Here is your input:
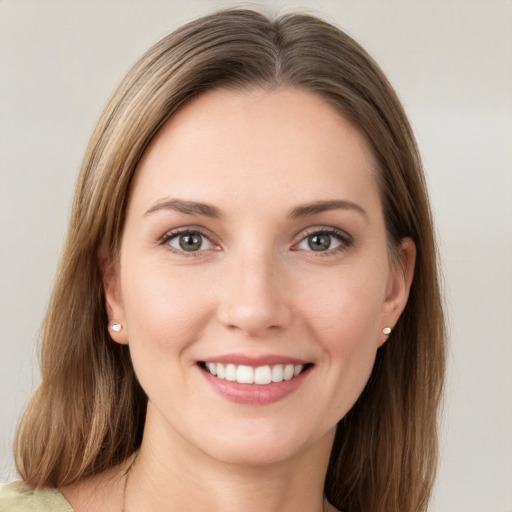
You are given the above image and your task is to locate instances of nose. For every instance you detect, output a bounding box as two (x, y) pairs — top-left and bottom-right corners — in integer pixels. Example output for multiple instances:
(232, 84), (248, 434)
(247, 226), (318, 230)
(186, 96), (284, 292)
(216, 251), (292, 337)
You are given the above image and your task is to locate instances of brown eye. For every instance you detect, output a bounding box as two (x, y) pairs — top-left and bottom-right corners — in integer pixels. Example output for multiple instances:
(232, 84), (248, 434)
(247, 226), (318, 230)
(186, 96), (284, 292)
(307, 234), (332, 251)
(179, 233), (202, 251)
(294, 229), (349, 254)
(167, 231), (212, 252)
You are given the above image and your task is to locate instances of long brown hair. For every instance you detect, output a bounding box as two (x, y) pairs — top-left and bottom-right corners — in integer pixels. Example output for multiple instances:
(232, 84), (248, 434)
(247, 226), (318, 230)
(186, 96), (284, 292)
(15, 9), (445, 511)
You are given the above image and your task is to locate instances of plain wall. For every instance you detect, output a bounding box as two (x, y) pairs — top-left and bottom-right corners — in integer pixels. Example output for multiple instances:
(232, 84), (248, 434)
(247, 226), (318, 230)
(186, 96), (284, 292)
(1, 1), (511, 511)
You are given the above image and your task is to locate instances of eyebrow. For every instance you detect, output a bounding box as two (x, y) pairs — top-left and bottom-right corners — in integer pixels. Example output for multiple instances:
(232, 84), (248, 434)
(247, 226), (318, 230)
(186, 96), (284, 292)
(144, 198), (368, 221)
(145, 198), (222, 219)
(288, 200), (368, 220)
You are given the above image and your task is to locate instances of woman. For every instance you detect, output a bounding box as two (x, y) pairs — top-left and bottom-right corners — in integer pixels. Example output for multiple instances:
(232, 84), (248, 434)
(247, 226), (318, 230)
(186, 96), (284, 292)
(1, 8), (445, 512)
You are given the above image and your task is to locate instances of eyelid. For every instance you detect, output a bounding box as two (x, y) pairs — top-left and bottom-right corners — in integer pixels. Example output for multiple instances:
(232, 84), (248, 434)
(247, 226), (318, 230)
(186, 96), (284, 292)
(291, 226), (353, 253)
(158, 224), (352, 256)
(159, 226), (221, 255)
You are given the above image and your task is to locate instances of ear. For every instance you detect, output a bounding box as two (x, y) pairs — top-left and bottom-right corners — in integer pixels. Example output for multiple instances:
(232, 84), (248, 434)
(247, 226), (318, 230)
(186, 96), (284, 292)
(378, 237), (416, 346)
(99, 247), (128, 345)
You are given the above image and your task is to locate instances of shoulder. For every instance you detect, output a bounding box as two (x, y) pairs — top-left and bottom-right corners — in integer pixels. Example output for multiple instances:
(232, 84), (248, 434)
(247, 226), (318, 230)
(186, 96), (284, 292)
(0, 481), (74, 512)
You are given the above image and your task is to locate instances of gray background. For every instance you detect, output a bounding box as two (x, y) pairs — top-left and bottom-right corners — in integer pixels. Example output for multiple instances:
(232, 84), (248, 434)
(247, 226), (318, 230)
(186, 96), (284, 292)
(1, 1), (511, 511)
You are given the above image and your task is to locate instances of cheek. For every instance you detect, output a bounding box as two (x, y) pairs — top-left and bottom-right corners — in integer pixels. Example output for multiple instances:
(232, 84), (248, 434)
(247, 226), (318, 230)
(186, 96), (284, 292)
(305, 268), (385, 335)
(302, 272), (385, 419)
(120, 259), (216, 355)
(299, 266), (386, 377)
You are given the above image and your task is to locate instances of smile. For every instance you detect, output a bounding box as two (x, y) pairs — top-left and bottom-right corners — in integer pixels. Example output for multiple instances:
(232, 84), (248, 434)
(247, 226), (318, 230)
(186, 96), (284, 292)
(198, 358), (313, 404)
(201, 362), (309, 385)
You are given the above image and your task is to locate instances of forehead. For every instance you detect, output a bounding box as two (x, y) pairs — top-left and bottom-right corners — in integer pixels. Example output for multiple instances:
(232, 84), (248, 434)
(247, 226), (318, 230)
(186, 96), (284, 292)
(131, 87), (381, 217)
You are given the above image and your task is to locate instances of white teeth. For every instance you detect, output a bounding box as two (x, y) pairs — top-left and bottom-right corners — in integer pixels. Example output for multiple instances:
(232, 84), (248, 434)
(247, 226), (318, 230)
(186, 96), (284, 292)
(204, 362), (307, 385)
(254, 365), (272, 385)
(216, 363), (225, 379)
(283, 364), (294, 381)
(271, 364), (284, 382)
(236, 365), (254, 384)
(225, 364), (237, 381)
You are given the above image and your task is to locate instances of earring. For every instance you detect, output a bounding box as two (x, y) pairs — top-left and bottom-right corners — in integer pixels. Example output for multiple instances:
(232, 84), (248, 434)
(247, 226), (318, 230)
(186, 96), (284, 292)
(110, 324), (122, 332)
(382, 327), (392, 335)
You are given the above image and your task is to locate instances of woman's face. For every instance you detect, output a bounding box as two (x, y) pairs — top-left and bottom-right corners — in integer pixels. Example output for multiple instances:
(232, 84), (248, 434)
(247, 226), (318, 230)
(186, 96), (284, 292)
(106, 88), (414, 466)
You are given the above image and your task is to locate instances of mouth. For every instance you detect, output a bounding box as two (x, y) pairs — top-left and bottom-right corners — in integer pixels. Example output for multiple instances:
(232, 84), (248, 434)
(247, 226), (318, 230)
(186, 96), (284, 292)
(198, 361), (313, 385)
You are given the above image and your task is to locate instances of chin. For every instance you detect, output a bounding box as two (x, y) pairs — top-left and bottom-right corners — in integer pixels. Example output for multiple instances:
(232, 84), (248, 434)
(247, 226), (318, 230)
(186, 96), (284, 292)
(203, 442), (304, 467)
(193, 420), (334, 468)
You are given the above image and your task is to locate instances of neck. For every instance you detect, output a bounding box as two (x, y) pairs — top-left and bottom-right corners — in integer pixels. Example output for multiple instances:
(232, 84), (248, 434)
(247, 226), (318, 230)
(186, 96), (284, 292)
(124, 410), (335, 512)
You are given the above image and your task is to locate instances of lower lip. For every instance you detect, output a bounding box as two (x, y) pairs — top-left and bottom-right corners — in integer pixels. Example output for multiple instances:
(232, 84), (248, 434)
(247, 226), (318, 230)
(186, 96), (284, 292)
(200, 366), (311, 405)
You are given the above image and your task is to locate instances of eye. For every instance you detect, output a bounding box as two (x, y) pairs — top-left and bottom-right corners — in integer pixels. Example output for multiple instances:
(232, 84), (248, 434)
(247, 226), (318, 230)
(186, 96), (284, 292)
(294, 228), (351, 253)
(165, 231), (213, 253)
(298, 233), (341, 252)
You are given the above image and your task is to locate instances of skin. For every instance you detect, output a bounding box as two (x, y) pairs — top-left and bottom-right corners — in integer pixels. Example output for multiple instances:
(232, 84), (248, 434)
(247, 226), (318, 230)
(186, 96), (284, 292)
(64, 88), (415, 512)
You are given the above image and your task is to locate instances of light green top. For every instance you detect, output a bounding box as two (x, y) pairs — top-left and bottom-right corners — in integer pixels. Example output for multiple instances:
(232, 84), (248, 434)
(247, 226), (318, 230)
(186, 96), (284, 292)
(0, 481), (74, 512)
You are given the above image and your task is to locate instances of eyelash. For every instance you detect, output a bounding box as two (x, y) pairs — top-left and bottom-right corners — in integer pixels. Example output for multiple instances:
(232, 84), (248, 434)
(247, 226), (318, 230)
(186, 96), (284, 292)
(292, 226), (353, 256)
(159, 227), (219, 258)
(159, 226), (353, 257)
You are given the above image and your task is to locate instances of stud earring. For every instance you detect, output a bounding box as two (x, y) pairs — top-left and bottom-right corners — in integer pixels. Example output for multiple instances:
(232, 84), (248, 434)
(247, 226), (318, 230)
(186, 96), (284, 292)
(382, 327), (392, 335)
(110, 324), (122, 332)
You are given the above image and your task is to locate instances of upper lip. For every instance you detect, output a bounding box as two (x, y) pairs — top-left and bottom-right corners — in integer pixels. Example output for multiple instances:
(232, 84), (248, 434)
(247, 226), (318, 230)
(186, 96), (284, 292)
(197, 353), (311, 366)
